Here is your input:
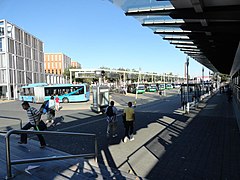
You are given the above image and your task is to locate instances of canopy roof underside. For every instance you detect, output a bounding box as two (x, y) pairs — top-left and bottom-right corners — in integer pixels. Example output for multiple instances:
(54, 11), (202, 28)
(108, 0), (240, 75)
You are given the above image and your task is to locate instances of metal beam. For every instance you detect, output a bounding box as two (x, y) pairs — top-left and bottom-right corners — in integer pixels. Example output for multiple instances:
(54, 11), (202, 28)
(126, 5), (240, 20)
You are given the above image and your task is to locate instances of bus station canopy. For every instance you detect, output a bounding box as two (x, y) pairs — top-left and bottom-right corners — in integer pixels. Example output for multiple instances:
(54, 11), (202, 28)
(108, 0), (240, 76)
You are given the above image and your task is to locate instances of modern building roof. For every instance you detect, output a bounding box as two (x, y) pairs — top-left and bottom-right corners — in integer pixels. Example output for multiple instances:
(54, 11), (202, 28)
(108, 0), (240, 76)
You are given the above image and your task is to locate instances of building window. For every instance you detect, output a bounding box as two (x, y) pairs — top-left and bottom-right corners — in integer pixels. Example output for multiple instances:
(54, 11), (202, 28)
(0, 38), (2, 51)
(0, 27), (4, 36)
(8, 39), (14, 54)
(0, 54), (6, 68)
(0, 69), (7, 83)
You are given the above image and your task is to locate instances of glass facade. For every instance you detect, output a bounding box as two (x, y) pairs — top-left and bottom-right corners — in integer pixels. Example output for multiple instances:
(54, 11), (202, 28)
(0, 38), (2, 51)
(0, 27), (4, 36)
(0, 54), (6, 68)
(0, 19), (45, 99)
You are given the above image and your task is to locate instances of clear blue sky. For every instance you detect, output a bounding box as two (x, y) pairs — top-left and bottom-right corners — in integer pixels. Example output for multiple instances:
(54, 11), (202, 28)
(0, 0), (209, 78)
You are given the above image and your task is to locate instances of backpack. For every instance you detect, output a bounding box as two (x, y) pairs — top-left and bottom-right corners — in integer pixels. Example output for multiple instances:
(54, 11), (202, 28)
(106, 106), (114, 117)
(39, 100), (49, 114)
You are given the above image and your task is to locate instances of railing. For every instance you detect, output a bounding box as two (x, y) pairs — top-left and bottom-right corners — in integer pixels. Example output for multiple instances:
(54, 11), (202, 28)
(5, 129), (97, 179)
(0, 118), (22, 133)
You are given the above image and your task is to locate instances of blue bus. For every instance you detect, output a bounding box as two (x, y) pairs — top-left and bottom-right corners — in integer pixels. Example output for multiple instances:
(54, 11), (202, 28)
(19, 83), (90, 103)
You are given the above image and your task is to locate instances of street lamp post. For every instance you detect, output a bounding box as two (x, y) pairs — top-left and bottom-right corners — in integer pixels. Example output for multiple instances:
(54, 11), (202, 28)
(186, 56), (189, 113)
(135, 68), (141, 107)
(202, 67), (204, 95)
(163, 73), (166, 96)
(101, 70), (105, 85)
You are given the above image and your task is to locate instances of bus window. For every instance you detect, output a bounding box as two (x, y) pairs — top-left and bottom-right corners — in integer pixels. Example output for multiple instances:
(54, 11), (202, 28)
(79, 87), (84, 94)
(25, 88), (34, 96)
(85, 84), (90, 92)
(71, 86), (84, 95)
(45, 88), (53, 96)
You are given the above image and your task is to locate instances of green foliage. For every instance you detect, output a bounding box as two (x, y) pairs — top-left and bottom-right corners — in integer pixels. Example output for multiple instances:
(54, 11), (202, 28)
(99, 66), (110, 70)
(63, 66), (78, 80)
(78, 78), (93, 84)
(118, 67), (127, 71)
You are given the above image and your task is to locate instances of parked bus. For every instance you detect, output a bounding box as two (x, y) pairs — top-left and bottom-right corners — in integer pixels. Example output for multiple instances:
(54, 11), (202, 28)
(19, 83), (90, 103)
(165, 84), (173, 90)
(145, 84), (158, 92)
(127, 83), (145, 94)
(158, 84), (165, 91)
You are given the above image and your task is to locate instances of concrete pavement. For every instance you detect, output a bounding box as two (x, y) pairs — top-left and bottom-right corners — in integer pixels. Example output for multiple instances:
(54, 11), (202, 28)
(1, 90), (240, 179)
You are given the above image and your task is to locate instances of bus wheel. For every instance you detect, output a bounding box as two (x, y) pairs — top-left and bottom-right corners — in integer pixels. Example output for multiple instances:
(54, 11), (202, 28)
(62, 98), (69, 103)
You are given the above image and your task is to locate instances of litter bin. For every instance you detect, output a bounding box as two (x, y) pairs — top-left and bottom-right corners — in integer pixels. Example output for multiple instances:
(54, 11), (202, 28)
(91, 85), (109, 113)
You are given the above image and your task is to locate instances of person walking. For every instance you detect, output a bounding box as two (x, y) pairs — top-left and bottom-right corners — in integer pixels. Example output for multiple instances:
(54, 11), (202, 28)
(55, 94), (60, 111)
(46, 95), (55, 124)
(18, 101), (46, 148)
(123, 101), (135, 143)
(105, 101), (118, 138)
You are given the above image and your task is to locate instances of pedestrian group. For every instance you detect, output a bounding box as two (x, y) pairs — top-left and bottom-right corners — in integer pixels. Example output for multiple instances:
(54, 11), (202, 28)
(105, 100), (136, 143)
(19, 95), (61, 148)
(18, 96), (136, 149)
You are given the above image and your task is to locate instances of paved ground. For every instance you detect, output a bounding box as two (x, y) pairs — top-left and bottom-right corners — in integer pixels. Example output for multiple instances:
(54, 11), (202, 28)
(0, 90), (175, 131)
(1, 90), (240, 179)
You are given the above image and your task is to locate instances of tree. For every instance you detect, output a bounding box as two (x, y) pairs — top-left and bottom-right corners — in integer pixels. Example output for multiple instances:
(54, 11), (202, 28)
(99, 66), (110, 70)
(78, 78), (93, 84)
(132, 68), (138, 72)
(118, 67), (126, 71)
(63, 66), (78, 81)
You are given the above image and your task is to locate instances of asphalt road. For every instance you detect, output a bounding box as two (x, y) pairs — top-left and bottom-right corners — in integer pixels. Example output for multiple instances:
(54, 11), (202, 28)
(0, 89), (180, 129)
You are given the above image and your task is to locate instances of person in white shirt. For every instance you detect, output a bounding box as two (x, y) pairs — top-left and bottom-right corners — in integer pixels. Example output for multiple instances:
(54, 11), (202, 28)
(46, 95), (55, 124)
